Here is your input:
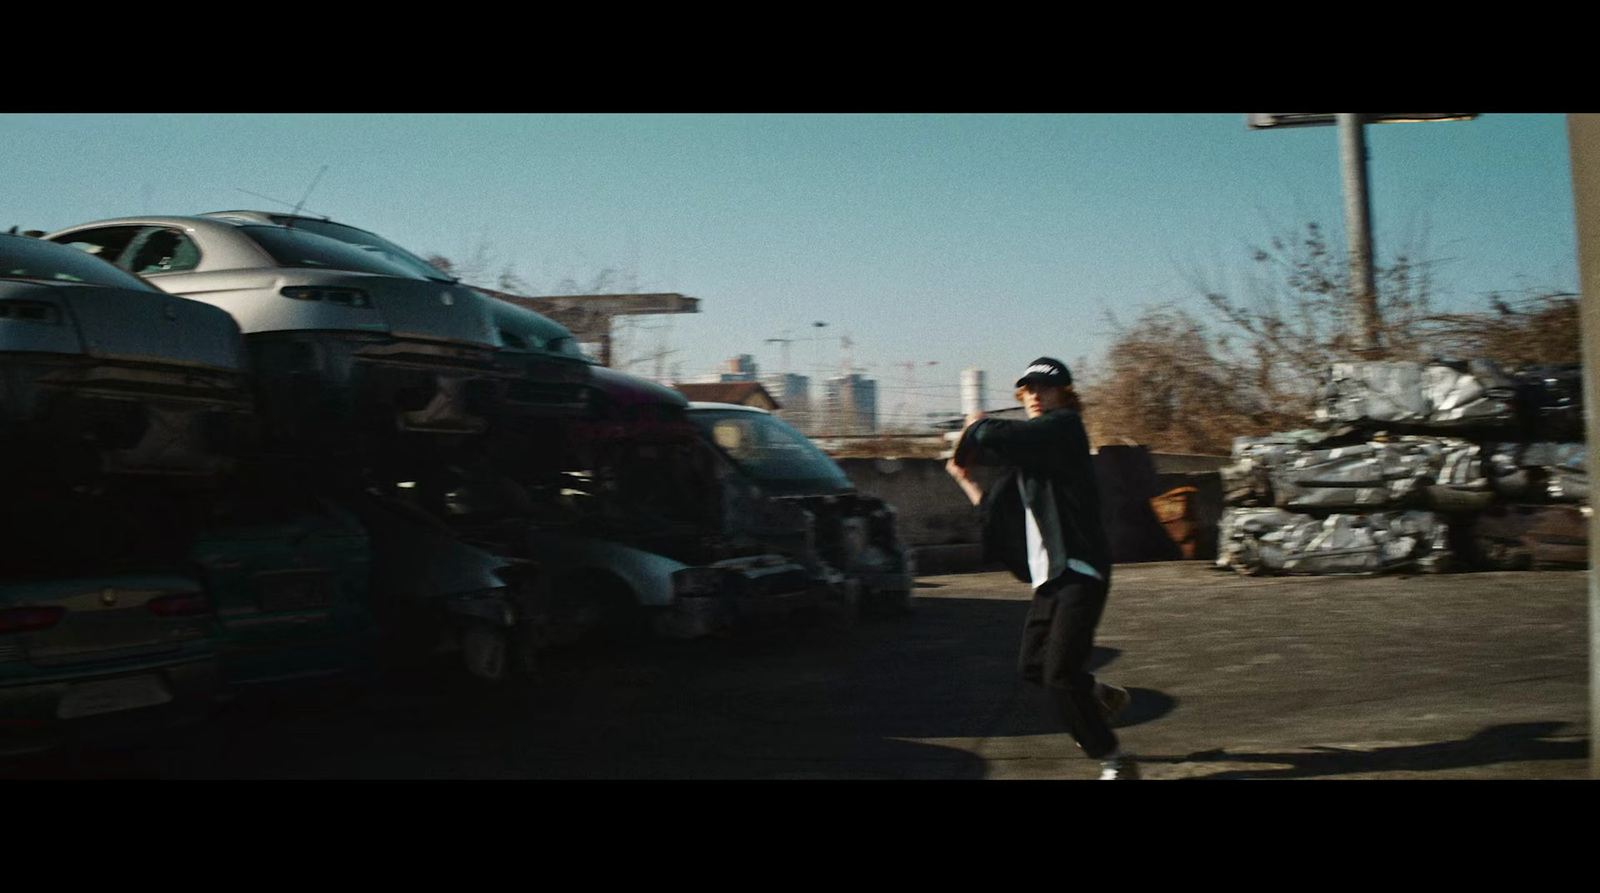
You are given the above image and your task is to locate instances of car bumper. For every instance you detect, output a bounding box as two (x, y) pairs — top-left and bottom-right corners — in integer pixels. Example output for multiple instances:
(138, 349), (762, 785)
(657, 562), (842, 638)
(0, 655), (222, 757)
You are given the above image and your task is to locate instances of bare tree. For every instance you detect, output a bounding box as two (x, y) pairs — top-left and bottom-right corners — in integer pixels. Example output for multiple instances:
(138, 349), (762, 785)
(1081, 305), (1300, 456)
(1084, 222), (1581, 454)
(1421, 290), (1581, 367)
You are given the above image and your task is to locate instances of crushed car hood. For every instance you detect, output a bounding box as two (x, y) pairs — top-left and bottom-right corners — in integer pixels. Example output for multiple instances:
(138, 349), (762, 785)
(1, 279), (243, 372)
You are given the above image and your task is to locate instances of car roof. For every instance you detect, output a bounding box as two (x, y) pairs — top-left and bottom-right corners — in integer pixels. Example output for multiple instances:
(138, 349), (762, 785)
(203, 210), (366, 232)
(46, 214), (269, 239)
(686, 401), (771, 415)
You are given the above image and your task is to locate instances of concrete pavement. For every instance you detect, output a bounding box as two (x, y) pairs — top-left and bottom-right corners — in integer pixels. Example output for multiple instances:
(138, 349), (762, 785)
(3, 561), (1587, 779)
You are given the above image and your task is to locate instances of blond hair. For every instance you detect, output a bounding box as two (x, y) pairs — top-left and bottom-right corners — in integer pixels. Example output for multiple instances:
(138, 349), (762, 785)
(1015, 383), (1083, 414)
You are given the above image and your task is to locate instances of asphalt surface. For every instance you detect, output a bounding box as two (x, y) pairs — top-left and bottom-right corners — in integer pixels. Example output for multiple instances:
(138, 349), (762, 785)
(3, 562), (1589, 779)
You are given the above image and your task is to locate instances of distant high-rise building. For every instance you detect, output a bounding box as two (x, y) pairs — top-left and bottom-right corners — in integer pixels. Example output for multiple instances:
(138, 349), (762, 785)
(961, 367), (988, 416)
(720, 354), (758, 381)
(825, 373), (877, 435)
(760, 372), (810, 421)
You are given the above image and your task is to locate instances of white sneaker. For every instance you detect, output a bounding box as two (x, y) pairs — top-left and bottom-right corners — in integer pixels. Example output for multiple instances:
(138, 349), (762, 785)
(1098, 752), (1140, 780)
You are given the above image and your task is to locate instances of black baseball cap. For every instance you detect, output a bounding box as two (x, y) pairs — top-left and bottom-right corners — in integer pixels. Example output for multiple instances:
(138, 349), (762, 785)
(1016, 357), (1072, 388)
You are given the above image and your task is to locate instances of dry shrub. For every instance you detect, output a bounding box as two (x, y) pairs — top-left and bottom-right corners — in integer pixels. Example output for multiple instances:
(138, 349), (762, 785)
(1081, 223), (1581, 455)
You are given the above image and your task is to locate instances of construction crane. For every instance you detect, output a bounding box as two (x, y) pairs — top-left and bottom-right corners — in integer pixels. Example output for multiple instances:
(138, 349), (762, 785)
(890, 360), (939, 432)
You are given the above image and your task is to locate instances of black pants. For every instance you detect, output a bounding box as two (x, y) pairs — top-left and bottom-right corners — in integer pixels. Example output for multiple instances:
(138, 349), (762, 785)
(1018, 572), (1118, 759)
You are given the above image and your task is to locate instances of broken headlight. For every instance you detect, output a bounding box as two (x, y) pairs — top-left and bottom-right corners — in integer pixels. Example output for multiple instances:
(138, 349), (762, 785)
(280, 285), (371, 308)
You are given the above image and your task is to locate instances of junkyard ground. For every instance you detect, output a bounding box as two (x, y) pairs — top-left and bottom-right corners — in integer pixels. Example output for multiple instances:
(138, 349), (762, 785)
(3, 562), (1589, 779)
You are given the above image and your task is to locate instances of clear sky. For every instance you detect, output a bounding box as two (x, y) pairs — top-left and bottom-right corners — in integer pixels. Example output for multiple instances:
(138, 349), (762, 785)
(2, 113), (1578, 424)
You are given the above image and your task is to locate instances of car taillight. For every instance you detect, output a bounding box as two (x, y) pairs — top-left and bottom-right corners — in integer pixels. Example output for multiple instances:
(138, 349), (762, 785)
(0, 606), (66, 633)
(146, 594), (210, 617)
(280, 286), (371, 308)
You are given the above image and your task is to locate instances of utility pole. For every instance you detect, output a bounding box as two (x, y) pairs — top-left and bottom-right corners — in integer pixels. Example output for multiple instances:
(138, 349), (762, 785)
(1565, 113), (1600, 779)
(1246, 113), (1476, 358)
(1339, 114), (1382, 356)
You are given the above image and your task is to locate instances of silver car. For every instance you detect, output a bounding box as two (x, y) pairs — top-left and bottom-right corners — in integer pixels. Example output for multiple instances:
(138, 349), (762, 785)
(200, 210), (462, 285)
(0, 231), (247, 476)
(45, 216), (590, 443)
(201, 211), (595, 418)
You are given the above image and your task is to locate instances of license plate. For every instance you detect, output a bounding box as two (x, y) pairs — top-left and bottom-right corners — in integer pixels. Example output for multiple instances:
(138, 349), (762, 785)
(56, 675), (173, 719)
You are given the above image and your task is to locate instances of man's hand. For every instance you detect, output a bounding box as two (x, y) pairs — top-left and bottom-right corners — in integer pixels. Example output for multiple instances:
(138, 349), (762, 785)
(945, 458), (984, 507)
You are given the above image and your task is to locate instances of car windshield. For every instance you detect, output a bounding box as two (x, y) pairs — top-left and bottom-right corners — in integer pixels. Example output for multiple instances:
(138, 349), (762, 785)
(0, 234), (160, 290)
(688, 409), (854, 495)
(268, 217), (455, 282)
(236, 225), (431, 278)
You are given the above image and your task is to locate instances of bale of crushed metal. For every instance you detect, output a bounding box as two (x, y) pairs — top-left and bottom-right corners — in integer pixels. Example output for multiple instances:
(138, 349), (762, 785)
(1220, 430), (1341, 507)
(1217, 507), (1452, 576)
(1267, 440), (1441, 510)
(1456, 504), (1589, 570)
(1215, 507), (1304, 571)
(1315, 359), (1521, 432)
(1419, 438), (1499, 512)
(1511, 365), (1585, 442)
(1525, 442), (1588, 503)
(1225, 433), (1508, 513)
(1315, 362), (1431, 427)
(1484, 442), (1588, 504)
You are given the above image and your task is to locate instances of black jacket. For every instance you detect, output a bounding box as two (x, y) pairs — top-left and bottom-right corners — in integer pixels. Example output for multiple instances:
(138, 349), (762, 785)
(966, 409), (1110, 586)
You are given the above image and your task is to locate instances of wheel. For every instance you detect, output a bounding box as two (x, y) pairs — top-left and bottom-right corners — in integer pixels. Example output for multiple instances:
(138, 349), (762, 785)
(460, 619), (512, 684)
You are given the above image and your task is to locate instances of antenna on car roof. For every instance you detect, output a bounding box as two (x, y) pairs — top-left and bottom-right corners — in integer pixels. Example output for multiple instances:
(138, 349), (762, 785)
(233, 164), (332, 223)
(290, 165), (329, 221)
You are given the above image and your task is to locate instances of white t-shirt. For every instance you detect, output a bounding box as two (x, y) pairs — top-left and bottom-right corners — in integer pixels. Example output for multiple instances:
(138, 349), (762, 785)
(1021, 475), (1103, 590)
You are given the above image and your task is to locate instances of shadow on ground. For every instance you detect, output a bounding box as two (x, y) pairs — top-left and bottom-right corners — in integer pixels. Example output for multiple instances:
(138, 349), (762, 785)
(1164, 721), (1586, 779)
(2, 593), (1178, 779)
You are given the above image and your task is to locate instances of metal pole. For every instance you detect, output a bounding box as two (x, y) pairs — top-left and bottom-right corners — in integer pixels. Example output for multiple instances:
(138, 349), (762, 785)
(1339, 113), (1382, 356)
(1565, 114), (1600, 780)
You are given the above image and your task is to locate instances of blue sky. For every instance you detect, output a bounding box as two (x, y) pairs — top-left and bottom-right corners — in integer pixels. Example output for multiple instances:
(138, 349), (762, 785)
(2, 113), (1578, 424)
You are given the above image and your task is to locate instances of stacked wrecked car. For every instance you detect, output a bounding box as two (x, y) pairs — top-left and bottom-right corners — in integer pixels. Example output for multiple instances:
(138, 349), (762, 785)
(2, 214), (913, 754)
(1217, 358), (1587, 575)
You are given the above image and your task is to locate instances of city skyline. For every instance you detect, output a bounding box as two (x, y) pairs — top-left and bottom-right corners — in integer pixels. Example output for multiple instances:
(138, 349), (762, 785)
(3, 113), (1577, 422)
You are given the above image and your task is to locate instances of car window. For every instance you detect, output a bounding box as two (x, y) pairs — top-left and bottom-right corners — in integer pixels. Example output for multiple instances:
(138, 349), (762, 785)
(237, 225), (431, 278)
(2, 233), (162, 291)
(126, 228), (201, 274)
(269, 216), (455, 282)
(690, 409), (854, 494)
(51, 225), (145, 267)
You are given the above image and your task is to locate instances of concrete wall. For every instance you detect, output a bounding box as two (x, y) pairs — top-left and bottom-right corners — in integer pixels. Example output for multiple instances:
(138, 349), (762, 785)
(836, 446), (1222, 574)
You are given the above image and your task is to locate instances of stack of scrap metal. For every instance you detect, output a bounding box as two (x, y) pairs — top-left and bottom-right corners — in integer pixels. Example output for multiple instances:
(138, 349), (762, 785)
(1217, 359), (1587, 575)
